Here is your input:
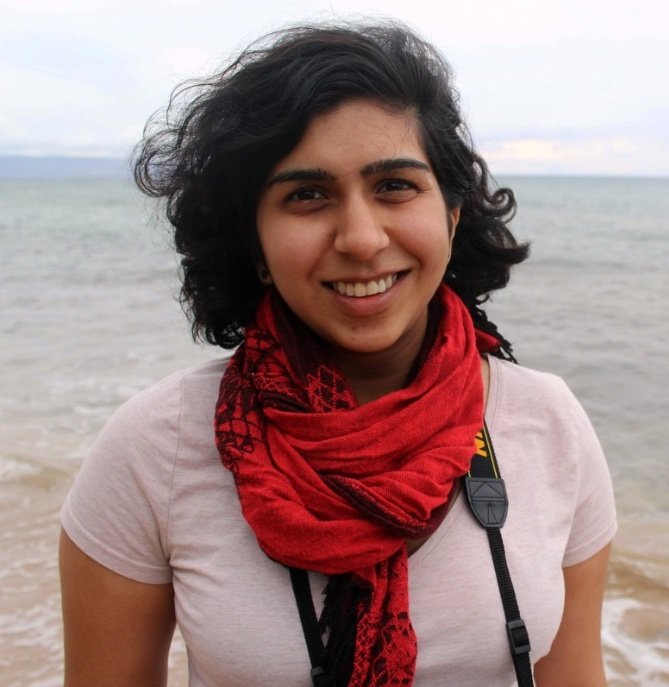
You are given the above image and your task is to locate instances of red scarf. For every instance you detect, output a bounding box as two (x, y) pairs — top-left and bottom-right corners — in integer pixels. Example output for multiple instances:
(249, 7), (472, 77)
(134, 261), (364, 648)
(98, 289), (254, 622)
(215, 284), (497, 686)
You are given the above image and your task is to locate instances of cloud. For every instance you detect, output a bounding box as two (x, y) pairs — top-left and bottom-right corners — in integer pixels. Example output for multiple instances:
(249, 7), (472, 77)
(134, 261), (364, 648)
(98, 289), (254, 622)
(481, 136), (669, 176)
(1, 0), (667, 174)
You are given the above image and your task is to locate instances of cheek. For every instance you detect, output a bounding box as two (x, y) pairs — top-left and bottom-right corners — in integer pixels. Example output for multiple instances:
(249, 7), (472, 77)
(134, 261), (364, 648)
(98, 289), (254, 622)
(257, 215), (290, 273)
(258, 214), (327, 278)
(409, 212), (454, 265)
(261, 233), (311, 278)
(259, 234), (327, 304)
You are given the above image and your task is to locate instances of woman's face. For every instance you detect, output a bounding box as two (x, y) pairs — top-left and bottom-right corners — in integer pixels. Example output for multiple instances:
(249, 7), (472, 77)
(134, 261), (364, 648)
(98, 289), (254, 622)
(256, 99), (459, 370)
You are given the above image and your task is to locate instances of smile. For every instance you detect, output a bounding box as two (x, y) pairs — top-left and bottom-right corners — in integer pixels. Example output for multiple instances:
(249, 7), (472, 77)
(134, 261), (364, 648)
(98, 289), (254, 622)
(330, 273), (399, 298)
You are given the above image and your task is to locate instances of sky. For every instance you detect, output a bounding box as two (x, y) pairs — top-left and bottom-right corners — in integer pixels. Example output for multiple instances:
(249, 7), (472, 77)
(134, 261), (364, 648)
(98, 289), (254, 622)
(1, 0), (667, 176)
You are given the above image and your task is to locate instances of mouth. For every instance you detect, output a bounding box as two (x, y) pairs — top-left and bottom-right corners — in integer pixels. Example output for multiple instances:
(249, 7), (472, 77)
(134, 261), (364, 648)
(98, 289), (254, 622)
(327, 273), (402, 298)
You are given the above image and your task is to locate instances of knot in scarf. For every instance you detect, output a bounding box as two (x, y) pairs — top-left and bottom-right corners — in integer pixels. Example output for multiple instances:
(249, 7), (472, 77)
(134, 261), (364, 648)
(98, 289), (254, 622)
(215, 284), (496, 686)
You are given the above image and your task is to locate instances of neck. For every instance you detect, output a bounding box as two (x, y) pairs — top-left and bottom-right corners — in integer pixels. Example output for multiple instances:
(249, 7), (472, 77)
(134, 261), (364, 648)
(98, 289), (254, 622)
(334, 355), (413, 405)
(324, 327), (427, 405)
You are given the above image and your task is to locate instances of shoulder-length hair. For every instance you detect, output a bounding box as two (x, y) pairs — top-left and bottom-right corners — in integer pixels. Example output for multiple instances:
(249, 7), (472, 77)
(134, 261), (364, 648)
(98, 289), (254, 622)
(134, 22), (529, 350)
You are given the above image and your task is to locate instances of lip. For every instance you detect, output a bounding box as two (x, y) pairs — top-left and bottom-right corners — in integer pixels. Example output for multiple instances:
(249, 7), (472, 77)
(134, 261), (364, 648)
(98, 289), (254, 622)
(324, 271), (406, 298)
(325, 271), (408, 317)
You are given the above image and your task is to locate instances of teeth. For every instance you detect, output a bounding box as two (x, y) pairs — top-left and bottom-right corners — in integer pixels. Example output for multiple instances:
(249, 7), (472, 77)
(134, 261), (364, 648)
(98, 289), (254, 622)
(333, 274), (398, 297)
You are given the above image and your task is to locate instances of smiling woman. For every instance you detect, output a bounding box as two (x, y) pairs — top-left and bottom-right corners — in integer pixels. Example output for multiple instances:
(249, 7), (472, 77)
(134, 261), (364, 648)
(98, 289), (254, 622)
(255, 101), (457, 391)
(59, 21), (616, 687)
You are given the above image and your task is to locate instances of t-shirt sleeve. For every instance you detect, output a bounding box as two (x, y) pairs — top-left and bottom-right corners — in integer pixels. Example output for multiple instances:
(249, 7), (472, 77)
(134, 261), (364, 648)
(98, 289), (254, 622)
(561, 382), (617, 567)
(61, 374), (184, 584)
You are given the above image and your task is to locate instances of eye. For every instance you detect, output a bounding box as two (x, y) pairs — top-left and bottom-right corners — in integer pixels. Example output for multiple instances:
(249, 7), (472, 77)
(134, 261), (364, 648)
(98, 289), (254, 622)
(379, 179), (410, 191)
(286, 187), (326, 203)
(376, 178), (419, 201)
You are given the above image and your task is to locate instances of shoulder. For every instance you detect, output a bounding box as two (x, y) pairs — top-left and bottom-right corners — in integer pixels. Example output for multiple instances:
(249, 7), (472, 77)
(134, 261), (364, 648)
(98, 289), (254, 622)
(486, 356), (597, 448)
(61, 357), (231, 583)
(88, 355), (232, 499)
(90, 357), (231, 474)
(107, 357), (229, 442)
(485, 356), (617, 566)
(487, 356), (579, 417)
(487, 355), (601, 463)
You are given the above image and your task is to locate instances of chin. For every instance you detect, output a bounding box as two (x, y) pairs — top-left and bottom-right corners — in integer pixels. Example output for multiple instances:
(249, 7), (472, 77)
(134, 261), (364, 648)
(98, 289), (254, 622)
(326, 332), (408, 357)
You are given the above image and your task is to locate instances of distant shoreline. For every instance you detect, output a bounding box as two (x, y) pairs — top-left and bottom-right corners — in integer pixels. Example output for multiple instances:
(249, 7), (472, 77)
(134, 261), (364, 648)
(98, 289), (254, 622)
(0, 156), (667, 182)
(0, 156), (130, 179)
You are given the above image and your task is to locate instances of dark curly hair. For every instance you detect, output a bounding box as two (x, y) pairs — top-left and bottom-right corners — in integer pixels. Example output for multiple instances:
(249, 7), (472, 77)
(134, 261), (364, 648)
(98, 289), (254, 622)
(134, 21), (529, 355)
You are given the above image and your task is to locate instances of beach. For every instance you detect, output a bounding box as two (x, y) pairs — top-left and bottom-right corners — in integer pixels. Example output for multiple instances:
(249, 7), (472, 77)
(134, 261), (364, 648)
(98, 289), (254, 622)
(1, 175), (667, 686)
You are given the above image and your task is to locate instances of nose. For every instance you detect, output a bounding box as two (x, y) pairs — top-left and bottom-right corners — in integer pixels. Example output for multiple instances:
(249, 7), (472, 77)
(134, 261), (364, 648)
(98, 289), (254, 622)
(333, 194), (390, 260)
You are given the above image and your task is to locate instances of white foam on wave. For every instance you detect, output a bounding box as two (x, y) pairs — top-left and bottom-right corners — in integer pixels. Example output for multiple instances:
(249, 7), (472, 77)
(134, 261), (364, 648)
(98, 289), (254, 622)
(603, 596), (669, 685)
(0, 456), (41, 483)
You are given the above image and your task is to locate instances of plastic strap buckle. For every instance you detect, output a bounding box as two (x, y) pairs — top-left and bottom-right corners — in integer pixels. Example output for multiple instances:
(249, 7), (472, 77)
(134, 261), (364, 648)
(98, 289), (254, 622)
(506, 618), (531, 656)
(465, 477), (508, 529)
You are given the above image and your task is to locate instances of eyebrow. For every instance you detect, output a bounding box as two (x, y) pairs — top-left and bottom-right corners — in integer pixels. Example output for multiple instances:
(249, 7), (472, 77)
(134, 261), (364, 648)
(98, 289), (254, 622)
(360, 158), (431, 176)
(265, 168), (334, 187)
(265, 158), (431, 187)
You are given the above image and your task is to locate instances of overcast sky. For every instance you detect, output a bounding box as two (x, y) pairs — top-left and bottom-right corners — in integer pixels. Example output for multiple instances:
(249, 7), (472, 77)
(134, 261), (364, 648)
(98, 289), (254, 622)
(2, 0), (667, 176)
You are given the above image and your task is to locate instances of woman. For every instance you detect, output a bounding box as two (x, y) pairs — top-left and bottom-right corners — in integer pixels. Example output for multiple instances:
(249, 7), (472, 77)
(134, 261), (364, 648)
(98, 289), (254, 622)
(59, 22), (616, 686)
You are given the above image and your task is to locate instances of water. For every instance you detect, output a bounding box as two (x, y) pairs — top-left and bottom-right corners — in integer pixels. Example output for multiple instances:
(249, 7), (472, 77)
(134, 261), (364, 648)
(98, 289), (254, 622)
(1, 175), (668, 685)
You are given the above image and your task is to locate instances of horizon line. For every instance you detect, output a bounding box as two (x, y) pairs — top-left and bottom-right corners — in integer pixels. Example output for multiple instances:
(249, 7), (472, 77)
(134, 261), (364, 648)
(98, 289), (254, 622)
(0, 155), (666, 182)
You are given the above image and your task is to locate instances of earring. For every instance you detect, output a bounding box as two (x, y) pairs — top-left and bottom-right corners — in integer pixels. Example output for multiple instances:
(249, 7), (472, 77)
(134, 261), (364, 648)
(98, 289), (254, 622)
(258, 264), (273, 286)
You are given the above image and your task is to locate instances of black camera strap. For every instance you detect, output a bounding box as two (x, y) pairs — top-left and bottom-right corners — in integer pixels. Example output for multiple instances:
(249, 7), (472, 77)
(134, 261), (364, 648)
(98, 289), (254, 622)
(465, 424), (534, 686)
(290, 424), (534, 686)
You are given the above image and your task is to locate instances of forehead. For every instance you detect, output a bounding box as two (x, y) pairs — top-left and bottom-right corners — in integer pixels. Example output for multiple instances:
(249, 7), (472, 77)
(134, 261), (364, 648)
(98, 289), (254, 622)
(273, 99), (429, 171)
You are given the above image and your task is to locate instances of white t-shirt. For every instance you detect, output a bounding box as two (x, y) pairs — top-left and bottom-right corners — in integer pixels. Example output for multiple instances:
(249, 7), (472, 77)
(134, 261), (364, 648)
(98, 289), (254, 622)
(62, 355), (617, 686)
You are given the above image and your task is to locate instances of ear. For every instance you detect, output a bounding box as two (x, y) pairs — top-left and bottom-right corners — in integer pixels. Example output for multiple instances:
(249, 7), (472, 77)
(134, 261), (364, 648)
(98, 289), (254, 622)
(448, 206), (460, 242)
(256, 263), (273, 286)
